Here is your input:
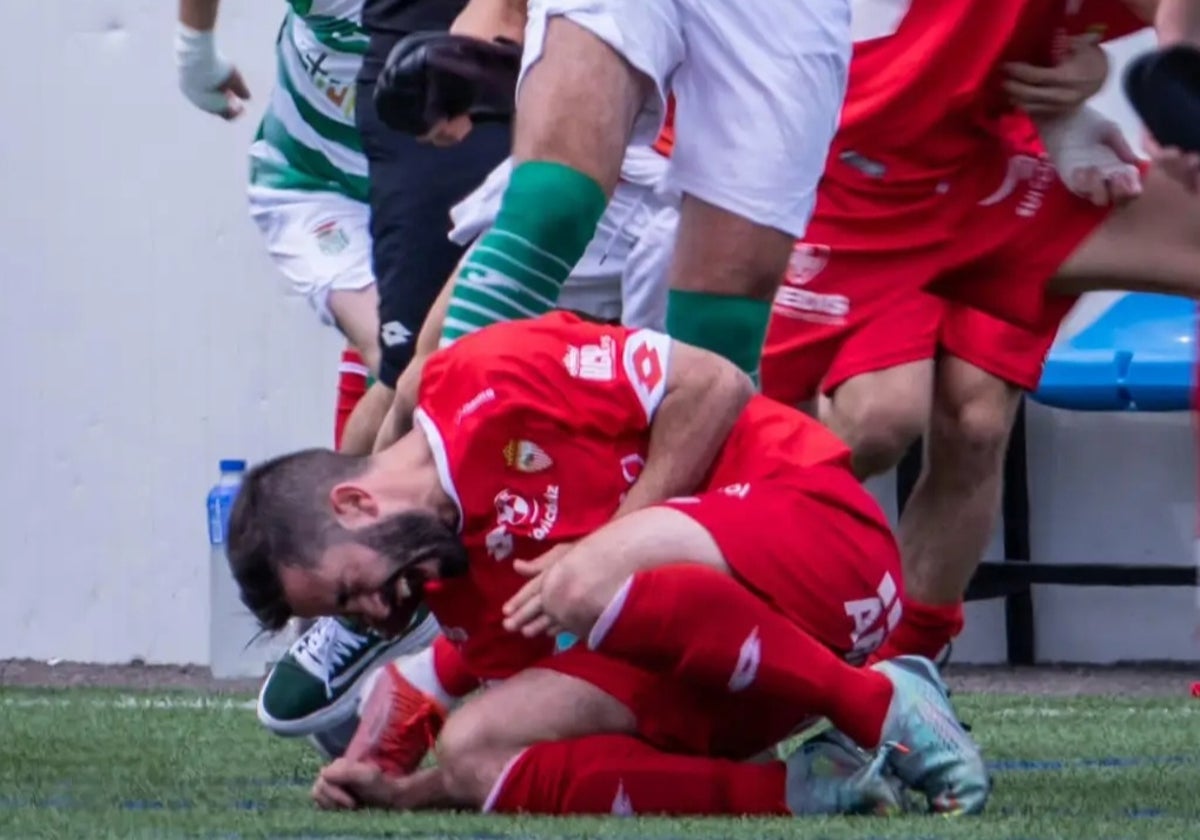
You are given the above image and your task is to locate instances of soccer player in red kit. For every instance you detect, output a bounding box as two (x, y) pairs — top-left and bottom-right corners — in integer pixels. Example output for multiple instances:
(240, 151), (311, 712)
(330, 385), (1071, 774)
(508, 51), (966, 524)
(761, 0), (1187, 663)
(225, 312), (990, 817)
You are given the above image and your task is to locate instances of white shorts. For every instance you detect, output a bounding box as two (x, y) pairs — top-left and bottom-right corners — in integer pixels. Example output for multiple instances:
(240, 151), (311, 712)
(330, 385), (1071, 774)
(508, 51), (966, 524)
(247, 185), (375, 327)
(519, 0), (851, 237)
(449, 147), (678, 329)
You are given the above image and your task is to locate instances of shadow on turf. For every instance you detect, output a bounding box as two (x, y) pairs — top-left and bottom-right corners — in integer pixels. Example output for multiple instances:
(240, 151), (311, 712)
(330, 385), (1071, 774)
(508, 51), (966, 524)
(1, 754), (1192, 823)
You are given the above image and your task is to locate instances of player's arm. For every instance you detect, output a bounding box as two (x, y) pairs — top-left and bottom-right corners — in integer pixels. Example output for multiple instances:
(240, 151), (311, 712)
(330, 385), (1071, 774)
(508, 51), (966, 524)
(614, 340), (755, 516)
(176, 0), (251, 120)
(1155, 0), (1200, 45)
(449, 0), (528, 41)
(373, 268), (460, 453)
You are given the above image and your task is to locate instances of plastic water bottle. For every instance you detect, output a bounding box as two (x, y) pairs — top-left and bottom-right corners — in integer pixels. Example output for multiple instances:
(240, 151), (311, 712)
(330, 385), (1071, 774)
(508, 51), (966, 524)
(207, 459), (266, 678)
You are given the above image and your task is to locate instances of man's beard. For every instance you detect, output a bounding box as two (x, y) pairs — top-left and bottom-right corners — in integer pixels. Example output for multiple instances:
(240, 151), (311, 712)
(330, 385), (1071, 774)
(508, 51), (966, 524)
(351, 510), (469, 637)
(355, 510), (470, 584)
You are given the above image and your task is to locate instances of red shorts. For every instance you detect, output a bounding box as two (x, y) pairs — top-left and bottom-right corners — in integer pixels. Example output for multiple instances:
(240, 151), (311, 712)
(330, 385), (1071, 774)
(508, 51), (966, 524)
(539, 466), (902, 760)
(760, 149), (1113, 405)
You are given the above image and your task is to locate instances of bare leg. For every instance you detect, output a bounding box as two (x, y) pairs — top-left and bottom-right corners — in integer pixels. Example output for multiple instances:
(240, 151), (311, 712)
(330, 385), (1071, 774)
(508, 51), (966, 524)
(435, 667), (636, 806)
(438, 17), (650, 344)
(818, 361), (934, 479)
(899, 356), (1022, 605)
(1051, 166), (1200, 296)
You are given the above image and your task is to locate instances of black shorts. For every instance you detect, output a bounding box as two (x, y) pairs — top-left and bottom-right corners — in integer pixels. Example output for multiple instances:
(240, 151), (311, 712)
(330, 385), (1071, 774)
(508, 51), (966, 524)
(354, 74), (511, 387)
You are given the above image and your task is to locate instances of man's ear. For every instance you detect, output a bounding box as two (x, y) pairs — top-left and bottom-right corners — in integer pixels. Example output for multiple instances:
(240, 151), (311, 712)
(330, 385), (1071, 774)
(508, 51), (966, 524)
(329, 482), (380, 526)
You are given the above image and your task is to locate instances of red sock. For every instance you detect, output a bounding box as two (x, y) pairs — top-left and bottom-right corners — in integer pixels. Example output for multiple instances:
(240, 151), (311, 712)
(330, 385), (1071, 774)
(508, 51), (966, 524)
(486, 734), (788, 816)
(431, 634), (480, 699)
(871, 599), (964, 663)
(334, 348), (369, 450)
(589, 564), (894, 749)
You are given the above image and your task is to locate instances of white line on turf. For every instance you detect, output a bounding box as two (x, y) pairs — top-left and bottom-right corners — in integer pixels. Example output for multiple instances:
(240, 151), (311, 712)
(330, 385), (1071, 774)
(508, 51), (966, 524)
(0, 695), (256, 711)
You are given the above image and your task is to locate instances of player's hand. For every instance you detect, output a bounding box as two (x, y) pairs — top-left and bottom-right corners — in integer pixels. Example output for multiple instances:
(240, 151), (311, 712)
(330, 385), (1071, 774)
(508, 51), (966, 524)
(312, 759), (400, 811)
(501, 543), (574, 637)
(1004, 35), (1108, 116)
(1143, 131), (1200, 193)
(175, 24), (251, 120)
(1067, 120), (1143, 206)
(419, 113), (475, 146)
(1038, 106), (1143, 207)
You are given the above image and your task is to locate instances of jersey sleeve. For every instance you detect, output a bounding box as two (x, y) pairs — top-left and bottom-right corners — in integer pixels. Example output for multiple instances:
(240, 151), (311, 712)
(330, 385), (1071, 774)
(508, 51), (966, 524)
(419, 312), (674, 438)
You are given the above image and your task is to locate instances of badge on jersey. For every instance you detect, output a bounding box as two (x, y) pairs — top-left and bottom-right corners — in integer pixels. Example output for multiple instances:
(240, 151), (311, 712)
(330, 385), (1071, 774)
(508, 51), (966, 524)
(503, 439), (553, 473)
(313, 219), (350, 255)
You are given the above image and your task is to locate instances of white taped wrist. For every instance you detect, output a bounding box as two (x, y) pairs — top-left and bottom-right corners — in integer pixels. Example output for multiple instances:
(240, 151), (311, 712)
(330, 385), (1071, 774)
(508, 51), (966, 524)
(1037, 106), (1136, 181)
(176, 22), (234, 113)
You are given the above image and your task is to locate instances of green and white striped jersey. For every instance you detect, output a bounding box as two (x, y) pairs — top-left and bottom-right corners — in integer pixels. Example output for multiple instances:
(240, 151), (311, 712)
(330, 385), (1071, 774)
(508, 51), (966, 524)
(250, 1), (370, 202)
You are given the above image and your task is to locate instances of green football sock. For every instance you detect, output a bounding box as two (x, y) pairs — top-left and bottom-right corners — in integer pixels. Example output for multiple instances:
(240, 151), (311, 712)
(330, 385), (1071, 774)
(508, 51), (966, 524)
(440, 161), (608, 347)
(665, 289), (771, 387)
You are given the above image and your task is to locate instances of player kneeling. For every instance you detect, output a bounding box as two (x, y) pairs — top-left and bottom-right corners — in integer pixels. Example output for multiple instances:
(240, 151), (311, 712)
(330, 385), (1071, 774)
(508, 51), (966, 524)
(225, 312), (990, 817)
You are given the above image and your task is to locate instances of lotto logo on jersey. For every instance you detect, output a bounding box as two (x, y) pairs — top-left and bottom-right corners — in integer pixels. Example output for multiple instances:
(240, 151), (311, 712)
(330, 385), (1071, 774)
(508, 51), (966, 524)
(622, 330), (672, 422)
(504, 440), (553, 473)
(564, 336), (616, 382)
(485, 525), (514, 561)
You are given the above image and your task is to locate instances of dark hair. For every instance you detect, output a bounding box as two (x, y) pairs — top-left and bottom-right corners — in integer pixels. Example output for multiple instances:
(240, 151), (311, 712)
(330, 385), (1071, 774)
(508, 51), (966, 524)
(226, 448), (368, 632)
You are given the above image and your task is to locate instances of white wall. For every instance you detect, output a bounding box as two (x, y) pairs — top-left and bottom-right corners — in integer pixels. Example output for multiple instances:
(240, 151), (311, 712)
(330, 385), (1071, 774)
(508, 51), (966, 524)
(0, 2), (341, 665)
(0, 12), (1192, 666)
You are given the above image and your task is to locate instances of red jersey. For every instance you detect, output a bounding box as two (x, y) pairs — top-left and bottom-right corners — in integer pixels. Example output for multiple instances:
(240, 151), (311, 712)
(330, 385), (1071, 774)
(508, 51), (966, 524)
(412, 312), (851, 680)
(832, 0), (1146, 184)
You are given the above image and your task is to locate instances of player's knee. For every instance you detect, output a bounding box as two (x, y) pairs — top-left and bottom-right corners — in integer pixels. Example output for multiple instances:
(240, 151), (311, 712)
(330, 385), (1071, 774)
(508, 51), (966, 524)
(928, 370), (1020, 482)
(435, 707), (512, 806)
(824, 394), (924, 479)
(540, 561), (610, 636)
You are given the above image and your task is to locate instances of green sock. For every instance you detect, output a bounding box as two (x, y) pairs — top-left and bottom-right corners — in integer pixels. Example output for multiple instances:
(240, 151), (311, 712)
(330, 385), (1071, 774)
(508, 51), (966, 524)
(665, 289), (771, 386)
(440, 161), (608, 347)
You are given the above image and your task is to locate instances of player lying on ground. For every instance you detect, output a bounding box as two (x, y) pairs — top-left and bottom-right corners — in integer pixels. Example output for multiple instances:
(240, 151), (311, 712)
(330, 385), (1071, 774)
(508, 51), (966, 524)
(225, 312), (990, 816)
(381, 0), (852, 384)
(761, 0), (1200, 662)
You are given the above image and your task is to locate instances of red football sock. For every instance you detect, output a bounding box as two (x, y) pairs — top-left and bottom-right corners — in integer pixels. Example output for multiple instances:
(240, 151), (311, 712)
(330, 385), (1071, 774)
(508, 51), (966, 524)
(485, 734), (788, 816)
(334, 347), (369, 450)
(870, 599), (963, 663)
(431, 634), (480, 699)
(589, 564), (894, 749)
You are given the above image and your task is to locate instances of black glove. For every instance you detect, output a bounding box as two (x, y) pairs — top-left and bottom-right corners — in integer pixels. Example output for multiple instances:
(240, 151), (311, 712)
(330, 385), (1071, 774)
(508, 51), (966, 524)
(375, 31), (522, 136)
(1124, 43), (1200, 153)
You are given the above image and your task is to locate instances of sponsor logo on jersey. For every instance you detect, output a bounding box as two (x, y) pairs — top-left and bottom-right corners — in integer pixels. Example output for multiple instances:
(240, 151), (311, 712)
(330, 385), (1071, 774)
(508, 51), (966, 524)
(492, 485), (561, 541)
(563, 336), (616, 382)
(533, 485), (560, 541)
(313, 219), (350, 255)
(977, 154), (1055, 218)
(773, 246), (850, 326)
(494, 489), (538, 527)
(504, 439), (553, 473)
(456, 388), (496, 424)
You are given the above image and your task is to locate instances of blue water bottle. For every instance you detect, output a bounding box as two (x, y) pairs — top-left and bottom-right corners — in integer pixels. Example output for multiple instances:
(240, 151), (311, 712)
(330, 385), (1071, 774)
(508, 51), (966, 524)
(208, 459), (252, 677)
(207, 460), (246, 550)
